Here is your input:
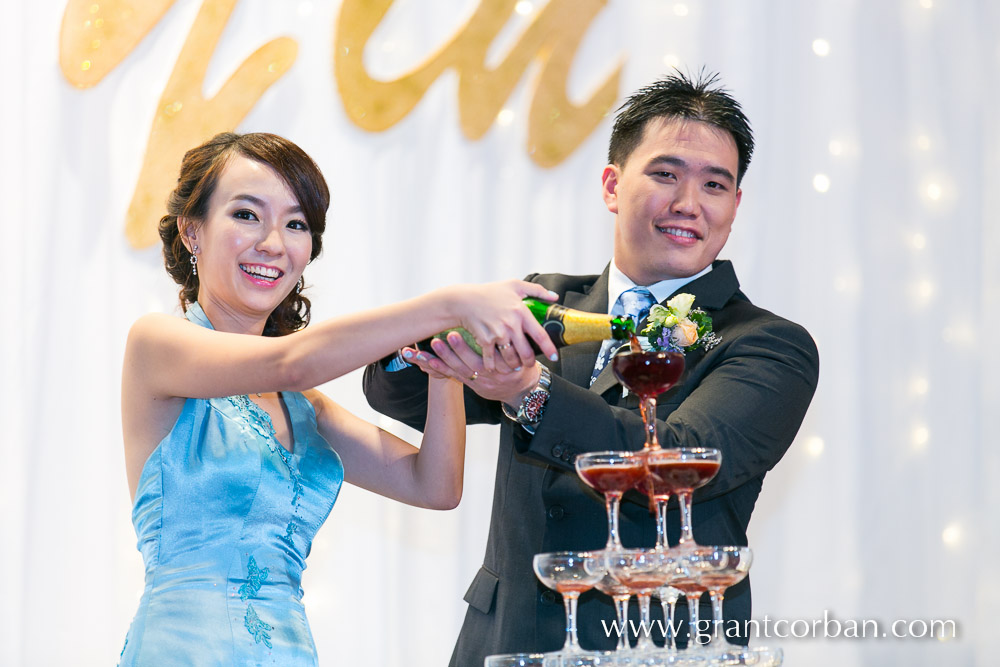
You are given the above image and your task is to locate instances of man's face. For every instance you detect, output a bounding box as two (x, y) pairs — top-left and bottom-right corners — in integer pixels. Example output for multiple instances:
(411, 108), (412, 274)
(604, 117), (742, 284)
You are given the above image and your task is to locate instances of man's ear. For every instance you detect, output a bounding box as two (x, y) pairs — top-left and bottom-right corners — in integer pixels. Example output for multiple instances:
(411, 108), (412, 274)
(601, 165), (620, 214)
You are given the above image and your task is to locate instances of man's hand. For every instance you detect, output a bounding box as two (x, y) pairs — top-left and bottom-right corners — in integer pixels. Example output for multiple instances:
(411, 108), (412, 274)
(401, 331), (542, 406)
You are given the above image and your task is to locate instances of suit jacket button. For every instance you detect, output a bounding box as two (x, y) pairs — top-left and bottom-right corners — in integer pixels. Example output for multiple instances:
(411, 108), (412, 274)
(552, 444), (564, 457)
(547, 505), (565, 520)
(540, 590), (559, 605)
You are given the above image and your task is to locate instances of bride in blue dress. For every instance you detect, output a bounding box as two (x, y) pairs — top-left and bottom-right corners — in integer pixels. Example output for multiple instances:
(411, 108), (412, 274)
(118, 132), (558, 666)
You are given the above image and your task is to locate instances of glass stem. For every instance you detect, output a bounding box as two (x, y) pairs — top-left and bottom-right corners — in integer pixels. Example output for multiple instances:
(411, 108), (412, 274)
(605, 492), (624, 550)
(636, 592), (655, 651)
(640, 396), (659, 449)
(678, 491), (695, 545)
(709, 590), (725, 648)
(686, 591), (703, 649)
(654, 497), (670, 550)
(613, 594), (631, 652)
(660, 591), (679, 651)
(562, 591), (582, 652)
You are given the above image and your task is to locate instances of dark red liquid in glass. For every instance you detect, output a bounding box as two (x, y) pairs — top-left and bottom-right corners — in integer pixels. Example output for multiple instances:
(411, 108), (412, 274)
(641, 451), (681, 498)
(645, 460), (720, 494)
(612, 348), (685, 399)
(579, 463), (646, 495)
(644, 474), (675, 499)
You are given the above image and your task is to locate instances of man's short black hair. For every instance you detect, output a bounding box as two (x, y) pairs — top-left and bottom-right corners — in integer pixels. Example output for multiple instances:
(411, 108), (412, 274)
(608, 70), (754, 185)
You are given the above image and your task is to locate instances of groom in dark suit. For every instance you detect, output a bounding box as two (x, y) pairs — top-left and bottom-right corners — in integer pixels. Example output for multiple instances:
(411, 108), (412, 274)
(363, 71), (819, 664)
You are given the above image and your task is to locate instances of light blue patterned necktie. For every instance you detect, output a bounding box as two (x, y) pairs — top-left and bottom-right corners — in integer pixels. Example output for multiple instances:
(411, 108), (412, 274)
(589, 287), (656, 386)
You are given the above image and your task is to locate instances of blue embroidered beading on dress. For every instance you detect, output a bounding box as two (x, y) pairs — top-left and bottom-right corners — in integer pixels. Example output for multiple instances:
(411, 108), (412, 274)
(119, 303), (345, 666)
(226, 392), (307, 542)
(227, 393), (278, 442)
(238, 555), (269, 601)
(244, 605), (274, 649)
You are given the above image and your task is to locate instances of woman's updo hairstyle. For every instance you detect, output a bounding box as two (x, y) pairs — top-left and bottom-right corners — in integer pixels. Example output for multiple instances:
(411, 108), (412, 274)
(158, 132), (330, 336)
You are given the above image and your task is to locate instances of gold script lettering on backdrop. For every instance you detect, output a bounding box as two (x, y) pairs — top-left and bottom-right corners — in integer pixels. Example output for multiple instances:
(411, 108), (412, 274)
(335, 0), (622, 167)
(59, 0), (297, 248)
(60, 0), (176, 88)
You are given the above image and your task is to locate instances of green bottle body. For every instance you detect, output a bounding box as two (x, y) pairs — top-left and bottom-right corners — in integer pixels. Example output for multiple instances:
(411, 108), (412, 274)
(425, 297), (635, 354)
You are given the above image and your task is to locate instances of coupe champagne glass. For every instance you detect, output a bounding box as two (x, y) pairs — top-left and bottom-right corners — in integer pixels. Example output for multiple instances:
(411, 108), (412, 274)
(576, 451), (647, 550)
(611, 348), (685, 450)
(687, 546), (754, 657)
(664, 552), (709, 653)
(532, 552), (605, 660)
(645, 448), (721, 552)
(603, 549), (671, 657)
(640, 448), (683, 551)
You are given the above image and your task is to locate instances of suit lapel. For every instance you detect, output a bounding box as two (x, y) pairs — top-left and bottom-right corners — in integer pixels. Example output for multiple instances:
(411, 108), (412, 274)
(559, 266), (611, 388)
(670, 260), (740, 310)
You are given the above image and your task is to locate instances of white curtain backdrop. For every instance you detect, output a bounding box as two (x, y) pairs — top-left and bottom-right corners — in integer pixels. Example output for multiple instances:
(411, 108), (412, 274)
(2, 1), (996, 665)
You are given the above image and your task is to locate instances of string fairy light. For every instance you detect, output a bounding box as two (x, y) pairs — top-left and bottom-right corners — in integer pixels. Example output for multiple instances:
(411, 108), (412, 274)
(941, 522), (963, 549)
(909, 376), (929, 396)
(663, 53), (682, 69)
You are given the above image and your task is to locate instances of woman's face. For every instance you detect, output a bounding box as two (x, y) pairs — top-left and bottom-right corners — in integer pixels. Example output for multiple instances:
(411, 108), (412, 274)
(185, 155), (313, 330)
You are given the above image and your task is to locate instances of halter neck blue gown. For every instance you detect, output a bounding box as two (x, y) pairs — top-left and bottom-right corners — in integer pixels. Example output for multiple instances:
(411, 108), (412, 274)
(120, 303), (345, 666)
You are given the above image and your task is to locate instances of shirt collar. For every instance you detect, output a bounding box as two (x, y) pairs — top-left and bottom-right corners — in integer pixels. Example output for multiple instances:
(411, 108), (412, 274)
(606, 261), (713, 314)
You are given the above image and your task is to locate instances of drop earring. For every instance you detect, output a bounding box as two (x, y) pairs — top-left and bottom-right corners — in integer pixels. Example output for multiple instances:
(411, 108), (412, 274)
(190, 245), (199, 276)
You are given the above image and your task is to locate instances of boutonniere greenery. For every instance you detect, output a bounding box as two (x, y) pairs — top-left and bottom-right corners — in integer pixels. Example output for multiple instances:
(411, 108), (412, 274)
(639, 293), (721, 354)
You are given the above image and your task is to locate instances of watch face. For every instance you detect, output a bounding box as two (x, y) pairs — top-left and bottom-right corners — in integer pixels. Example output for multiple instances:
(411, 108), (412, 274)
(520, 389), (550, 423)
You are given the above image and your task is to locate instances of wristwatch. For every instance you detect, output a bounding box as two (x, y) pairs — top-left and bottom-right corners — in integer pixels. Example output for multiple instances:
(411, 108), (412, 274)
(502, 364), (552, 427)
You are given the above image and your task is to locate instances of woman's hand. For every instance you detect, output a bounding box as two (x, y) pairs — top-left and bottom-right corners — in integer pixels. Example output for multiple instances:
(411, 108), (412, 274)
(401, 336), (542, 408)
(400, 347), (451, 380)
(439, 280), (559, 371)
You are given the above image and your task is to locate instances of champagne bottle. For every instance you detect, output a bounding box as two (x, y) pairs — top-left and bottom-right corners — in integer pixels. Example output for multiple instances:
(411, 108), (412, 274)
(420, 298), (636, 355)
